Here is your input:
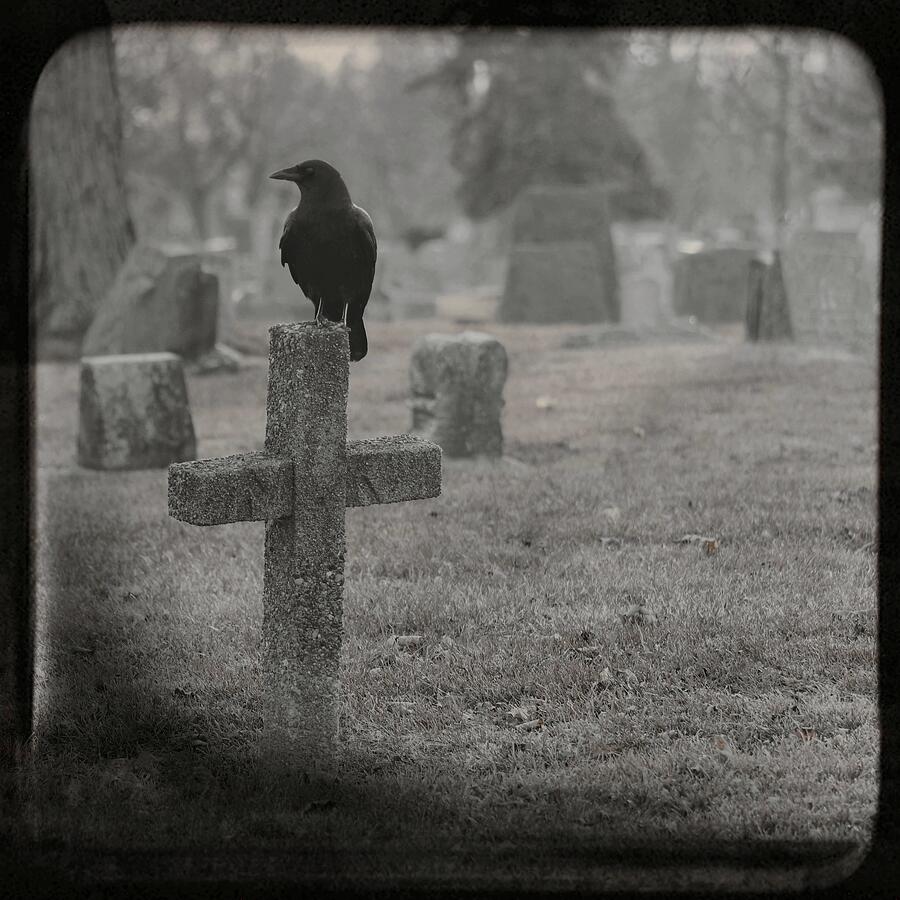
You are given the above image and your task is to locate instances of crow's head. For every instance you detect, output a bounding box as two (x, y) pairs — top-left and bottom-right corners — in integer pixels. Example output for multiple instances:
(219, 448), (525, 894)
(269, 159), (350, 203)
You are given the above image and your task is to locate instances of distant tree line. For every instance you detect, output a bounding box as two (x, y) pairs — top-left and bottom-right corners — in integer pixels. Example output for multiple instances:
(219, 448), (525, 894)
(30, 27), (882, 351)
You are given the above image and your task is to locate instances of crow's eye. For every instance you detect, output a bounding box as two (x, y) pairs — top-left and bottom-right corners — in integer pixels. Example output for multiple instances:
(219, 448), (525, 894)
(303, 167), (314, 179)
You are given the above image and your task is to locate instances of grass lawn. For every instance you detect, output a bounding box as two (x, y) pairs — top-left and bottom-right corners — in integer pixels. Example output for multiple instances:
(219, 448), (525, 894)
(24, 317), (878, 889)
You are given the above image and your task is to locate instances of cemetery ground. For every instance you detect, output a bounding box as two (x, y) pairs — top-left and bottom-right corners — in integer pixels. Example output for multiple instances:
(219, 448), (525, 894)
(25, 316), (877, 885)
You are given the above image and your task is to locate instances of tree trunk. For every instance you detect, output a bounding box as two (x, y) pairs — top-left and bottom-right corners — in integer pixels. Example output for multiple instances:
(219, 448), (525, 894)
(770, 37), (791, 251)
(29, 29), (135, 355)
(746, 252), (793, 342)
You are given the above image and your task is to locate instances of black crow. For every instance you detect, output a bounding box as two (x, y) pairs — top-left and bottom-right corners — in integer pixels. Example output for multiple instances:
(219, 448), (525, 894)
(270, 159), (377, 361)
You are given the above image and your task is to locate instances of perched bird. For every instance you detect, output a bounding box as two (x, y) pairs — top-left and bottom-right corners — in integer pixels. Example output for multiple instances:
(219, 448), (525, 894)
(270, 159), (377, 361)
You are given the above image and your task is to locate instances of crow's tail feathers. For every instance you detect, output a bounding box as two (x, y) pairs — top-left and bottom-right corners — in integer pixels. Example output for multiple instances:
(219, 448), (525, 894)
(347, 311), (368, 362)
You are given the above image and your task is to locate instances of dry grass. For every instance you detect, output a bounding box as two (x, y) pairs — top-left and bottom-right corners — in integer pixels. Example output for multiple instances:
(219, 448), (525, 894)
(25, 315), (878, 882)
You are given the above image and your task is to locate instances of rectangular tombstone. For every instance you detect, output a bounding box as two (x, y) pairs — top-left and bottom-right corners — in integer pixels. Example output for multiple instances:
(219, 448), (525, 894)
(672, 246), (758, 323)
(781, 230), (876, 350)
(78, 352), (196, 470)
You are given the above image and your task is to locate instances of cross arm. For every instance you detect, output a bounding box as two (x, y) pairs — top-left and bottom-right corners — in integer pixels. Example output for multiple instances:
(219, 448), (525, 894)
(168, 436), (441, 526)
(345, 434), (441, 507)
(168, 452), (292, 525)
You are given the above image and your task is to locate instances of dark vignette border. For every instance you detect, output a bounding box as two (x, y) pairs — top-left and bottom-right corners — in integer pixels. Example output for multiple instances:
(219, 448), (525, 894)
(1, 0), (897, 896)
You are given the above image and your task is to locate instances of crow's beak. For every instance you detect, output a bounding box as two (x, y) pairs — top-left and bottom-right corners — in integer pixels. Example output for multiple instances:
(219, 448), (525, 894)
(269, 168), (296, 181)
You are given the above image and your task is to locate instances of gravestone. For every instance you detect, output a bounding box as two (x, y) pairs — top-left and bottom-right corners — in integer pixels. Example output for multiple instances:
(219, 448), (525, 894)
(672, 246), (757, 323)
(83, 244), (219, 359)
(78, 352), (196, 470)
(500, 184), (619, 323)
(615, 229), (674, 328)
(409, 332), (507, 458)
(168, 323), (441, 766)
(781, 230), (876, 351)
(745, 252), (793, 342)
(501, 242), (607, 324)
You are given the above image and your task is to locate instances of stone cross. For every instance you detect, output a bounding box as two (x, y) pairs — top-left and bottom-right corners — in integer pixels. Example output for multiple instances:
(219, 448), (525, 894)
(167, 323), (441, 765)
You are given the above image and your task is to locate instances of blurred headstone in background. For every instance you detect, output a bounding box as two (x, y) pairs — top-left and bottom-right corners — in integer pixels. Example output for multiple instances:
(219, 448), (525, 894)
(781, 231), (876, 352)
(82, 244), (219, 360)
(672, 245), (758, 323)
(77, 352), (196, 470)
(409, 332), (507, 458)
(499, 185), (620, 323)
(366, 250), (393, 322)
(196, 236), (238, 340)
(374, 240), (437, 320)
(502, 242), (607, 324)
(613, 223), (674, 328)
(745, 252), (793, 342)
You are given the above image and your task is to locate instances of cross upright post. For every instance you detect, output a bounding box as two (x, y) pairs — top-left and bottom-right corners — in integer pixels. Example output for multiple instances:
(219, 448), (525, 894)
(168, 322), (441, 766)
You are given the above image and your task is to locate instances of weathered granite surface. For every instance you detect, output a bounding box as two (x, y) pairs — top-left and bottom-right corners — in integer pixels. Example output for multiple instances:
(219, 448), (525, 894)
(167, 322), (442, 768)
(260, 324), (348, 763)
(410, 332), (507, 458)
(168, 438), (442, 525)
(78, 352), (196, 470)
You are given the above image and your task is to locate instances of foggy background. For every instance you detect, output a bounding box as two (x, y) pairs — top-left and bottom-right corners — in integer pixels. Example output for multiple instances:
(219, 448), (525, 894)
(29, 26), (882, 356)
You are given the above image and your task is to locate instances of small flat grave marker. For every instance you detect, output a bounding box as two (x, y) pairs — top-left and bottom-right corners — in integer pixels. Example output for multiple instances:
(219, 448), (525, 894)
(167, 323), (441, 766)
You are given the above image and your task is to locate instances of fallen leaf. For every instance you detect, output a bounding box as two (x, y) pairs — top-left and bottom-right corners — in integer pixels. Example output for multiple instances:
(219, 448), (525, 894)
(514, 718), (544, 732)
(632, 425), (646, 439)
(678, 533), (717, 545)
(704, 539), (719, 555)
(596, 666), (613, 687)
(621, 605), (658, 626)
(796, 727), (817, 742)
(535, 396), (556, 410)
(506, 705), (535, 723)
(393, 634), (425, 649)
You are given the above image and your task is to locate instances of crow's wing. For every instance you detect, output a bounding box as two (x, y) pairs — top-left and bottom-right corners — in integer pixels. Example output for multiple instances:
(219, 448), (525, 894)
(278, 209), (314, 300)
(348, 204), (377, 308)
(278, 203), (376, 308)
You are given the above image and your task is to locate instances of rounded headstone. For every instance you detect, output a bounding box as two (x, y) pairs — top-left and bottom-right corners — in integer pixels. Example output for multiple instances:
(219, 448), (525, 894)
(77, 352), (196, 470)
(409, 332), (507, 458)
(82, 243), (219, 359)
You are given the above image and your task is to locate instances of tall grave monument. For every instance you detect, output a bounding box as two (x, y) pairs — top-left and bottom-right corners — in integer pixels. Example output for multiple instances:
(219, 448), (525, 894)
(168, 324), (442, 766)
